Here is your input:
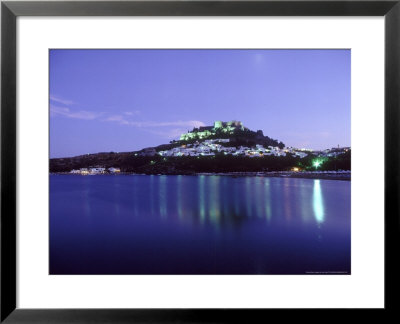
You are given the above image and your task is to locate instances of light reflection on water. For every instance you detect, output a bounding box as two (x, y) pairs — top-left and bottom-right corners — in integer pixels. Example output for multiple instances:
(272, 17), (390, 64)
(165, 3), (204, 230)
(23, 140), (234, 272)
(159, 175), (167, 219)
(135, 176), (330, 227)
(313, 180), (325, 224)
(50, 175), (351, 274)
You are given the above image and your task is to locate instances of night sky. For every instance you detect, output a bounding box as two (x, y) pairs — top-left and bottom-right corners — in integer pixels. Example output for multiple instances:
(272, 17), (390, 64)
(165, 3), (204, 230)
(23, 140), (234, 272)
(50, 49), (350, 158)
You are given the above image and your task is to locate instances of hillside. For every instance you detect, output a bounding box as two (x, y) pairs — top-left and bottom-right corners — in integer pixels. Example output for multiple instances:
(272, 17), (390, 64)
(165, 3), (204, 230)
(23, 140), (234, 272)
(50, 150), (351, 174)
(177, 120), (285, 148)
(49, 120), (350, 173)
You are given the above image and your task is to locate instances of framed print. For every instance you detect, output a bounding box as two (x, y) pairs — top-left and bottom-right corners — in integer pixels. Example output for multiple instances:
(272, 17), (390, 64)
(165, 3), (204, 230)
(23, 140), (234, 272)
(1, 0), (399, 322)
(48, 48), (352, 276)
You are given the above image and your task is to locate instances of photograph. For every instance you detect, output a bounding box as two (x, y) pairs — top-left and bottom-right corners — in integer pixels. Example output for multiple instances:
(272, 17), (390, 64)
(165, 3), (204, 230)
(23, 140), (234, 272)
(49, 49), (351, 275)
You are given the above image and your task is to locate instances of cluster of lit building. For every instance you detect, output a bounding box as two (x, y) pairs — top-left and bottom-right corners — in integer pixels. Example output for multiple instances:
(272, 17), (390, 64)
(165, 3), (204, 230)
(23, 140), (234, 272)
(165, 120), (350, 159)
(159, 139), (288, 158)
(180, 120), (246, 141)
(318, 147), (350, 157)
(157, 139), (350, 159)
(70, 167), (121, 175)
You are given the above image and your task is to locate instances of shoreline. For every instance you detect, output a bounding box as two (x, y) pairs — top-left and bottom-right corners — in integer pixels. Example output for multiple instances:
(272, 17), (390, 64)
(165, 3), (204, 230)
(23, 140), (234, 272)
(50, 171), (351, 181)
(197, 171), (351, 181)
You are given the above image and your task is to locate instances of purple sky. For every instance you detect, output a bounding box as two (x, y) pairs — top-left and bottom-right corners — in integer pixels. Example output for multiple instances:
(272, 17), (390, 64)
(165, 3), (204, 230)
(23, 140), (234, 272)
(50, 49), (350, 158)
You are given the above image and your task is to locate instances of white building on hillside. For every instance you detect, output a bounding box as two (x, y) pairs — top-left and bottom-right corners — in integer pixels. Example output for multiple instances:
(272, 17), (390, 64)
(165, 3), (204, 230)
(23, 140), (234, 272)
(89, 167), (106, 174)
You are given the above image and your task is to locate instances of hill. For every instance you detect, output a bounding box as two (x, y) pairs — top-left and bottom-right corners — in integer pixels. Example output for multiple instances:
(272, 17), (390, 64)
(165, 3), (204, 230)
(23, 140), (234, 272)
(177, 120), (285, 149)
(49, 120), (350, 173)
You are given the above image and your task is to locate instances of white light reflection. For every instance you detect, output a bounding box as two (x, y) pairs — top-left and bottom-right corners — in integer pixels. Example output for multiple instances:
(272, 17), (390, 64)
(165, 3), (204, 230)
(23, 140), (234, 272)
(159, 175), (167, 219)
(313, 180), (325, 223)
(264, 178), (272, 222)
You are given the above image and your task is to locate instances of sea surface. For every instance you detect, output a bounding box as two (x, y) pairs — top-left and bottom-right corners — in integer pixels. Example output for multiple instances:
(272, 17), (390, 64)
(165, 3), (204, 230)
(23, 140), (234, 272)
(50, 175), (351, 274)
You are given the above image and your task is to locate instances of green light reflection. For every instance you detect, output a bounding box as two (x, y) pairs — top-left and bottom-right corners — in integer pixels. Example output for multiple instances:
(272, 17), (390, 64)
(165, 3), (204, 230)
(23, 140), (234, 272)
(209, 176), (220, 226)
(177, 175), (183, 220)
(198, 176), (206, 224)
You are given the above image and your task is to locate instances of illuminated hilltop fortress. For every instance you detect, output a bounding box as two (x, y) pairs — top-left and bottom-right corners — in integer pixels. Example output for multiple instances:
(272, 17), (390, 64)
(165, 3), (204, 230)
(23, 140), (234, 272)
(180, 120), (247, 141)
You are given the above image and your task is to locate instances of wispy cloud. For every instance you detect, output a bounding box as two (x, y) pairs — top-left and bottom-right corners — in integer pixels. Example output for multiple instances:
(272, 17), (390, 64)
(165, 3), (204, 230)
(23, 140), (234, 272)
(50, 95), (104, 121)
(103, 114), (205, 129)
(50, 96), (205, 136)
(50, 95), (75, 106)
(103, 115), (130, 124)
(50, 105), (103, 120)
(127, 120), (205, 128)
(124, 110), (141, 116)
(144, 128), (190, 139)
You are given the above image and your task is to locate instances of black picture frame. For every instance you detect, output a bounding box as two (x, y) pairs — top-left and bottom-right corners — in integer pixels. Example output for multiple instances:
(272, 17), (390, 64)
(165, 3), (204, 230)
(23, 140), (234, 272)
(1, 0), (399, 322)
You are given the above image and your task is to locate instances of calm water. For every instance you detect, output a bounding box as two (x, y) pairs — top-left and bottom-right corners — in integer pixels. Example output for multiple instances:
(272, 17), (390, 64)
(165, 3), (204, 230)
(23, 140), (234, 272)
(50, 175), (351, 274)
